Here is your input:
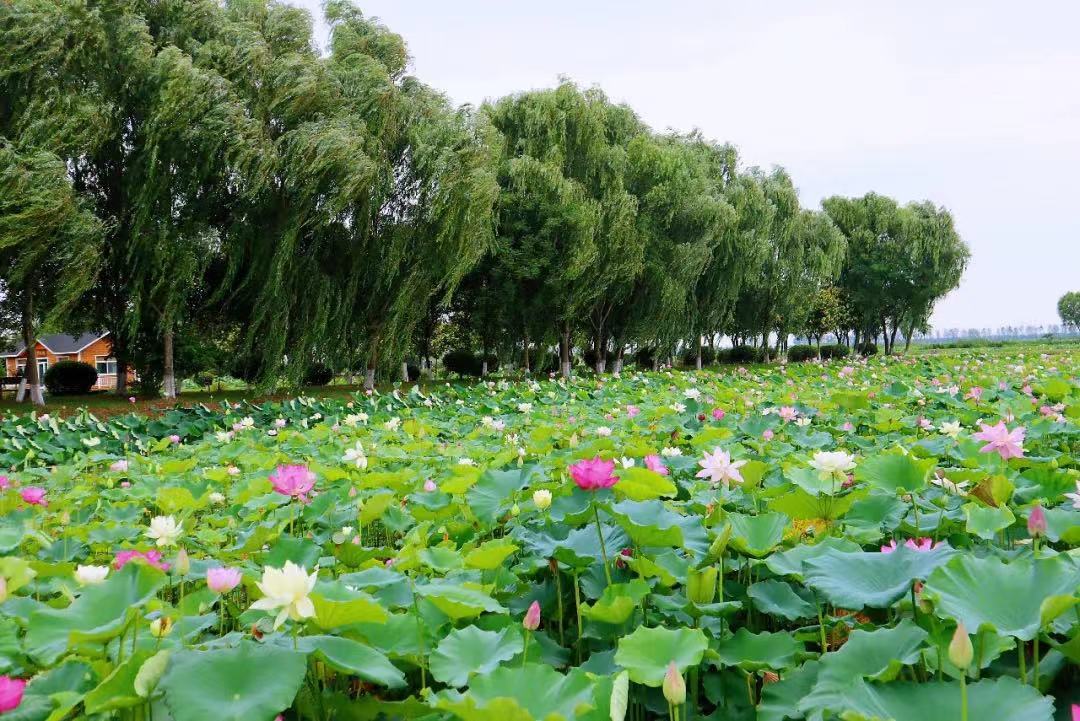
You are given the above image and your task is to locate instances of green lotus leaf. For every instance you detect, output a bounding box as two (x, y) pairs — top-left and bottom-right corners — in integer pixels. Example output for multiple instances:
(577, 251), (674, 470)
(747, 579), (815, 620)
(726, 512), (789, 557)
(803, 544), (954, 609)
(856, 452), (935, 494)
(294, 635), (405, 688)
(429, 625), (523, 687)
(416, 582), (507, 619)
(464, 539), (519, 570)
(84, 650), (154, 713)
(712, 628), (804, 671)
(962, 502), (1015, 540)
(923, 554), (1080, 640)
(764, 536), (862, 579)
(614, 625), (708, 686)
(434, 663), (595, 721)
(581, 579), (650, 625)
(613, 467), (677, 501)
(160, 642), (308, 721)
(467, 466), (542, 522)
(309, 580), (389, 628)
(420, 546), (465, 573)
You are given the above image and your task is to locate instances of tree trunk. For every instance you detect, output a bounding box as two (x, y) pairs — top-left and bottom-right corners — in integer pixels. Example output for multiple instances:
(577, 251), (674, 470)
(364, 365), (375, 391)
(115, 358), (128, 394)
(761, 328), (771, 363)
(522, 334), (531, 374)
(559, 322), (571, 378)
(695, 335), (703, 370)
(21, 287), (44, 406)
(889, 322), (900, 355)
(613, 346), (624, 374)
(162, 324), (176, 399)
(481, 359), (489, 377)
(401, 361), (409, 383)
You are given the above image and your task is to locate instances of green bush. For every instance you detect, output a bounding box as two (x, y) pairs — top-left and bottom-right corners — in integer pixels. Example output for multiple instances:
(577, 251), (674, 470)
(786, 345), (817, 362)
(857, 342), (879, 356)
(632, 347), (655, 369)
(819, 343), (851, 359)
(443, 350), (483, 377)
(303, 363), (334, 386)
(722, 345), (764, 364)
(44, 360), (98, 395)
(680, 347), (716, 367)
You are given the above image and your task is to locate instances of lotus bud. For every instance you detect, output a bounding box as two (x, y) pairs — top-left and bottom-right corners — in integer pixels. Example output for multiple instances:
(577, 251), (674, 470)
(533, 489), (552, 510)
(708, 524), (733, 560)
(686, 566), (717, 605)
(150, 616), (173, 638)
(510, 503), (520, 517)
(569, 433), (579, 448)
(662, 661), (685, 706)
(1027, 504), (1047, 538)
(948, 622), (973, 670)
(175, 549), (190, 577)
(523, 600), (541, 631)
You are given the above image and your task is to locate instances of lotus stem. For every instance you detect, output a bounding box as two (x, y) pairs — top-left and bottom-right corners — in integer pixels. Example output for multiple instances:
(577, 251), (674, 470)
(593, 502), (612, 586)
(959, 672), (968, 721)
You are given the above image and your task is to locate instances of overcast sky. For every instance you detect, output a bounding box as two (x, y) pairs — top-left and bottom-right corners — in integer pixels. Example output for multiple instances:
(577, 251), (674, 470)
(293, 0), (1079, 330)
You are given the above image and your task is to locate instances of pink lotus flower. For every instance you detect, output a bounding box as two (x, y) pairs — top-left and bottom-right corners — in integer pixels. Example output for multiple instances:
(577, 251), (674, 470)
(207, 567), (242, 594)
(842, 421), (854, 431)
(110, 459), (129, 473)
(965, 386), (983, 401)
(1027, 505), (1047, 538)
(113, 549), (170, 571)
(778, 406), (797, 422)
(168, 434), (181, 444)
(711, 408), (725, 421)
(1071, 703), (1079, 721)
(0, 676), (26, 713)
(0, 475), (8, 490)
(523, 600), (541, 631)
(644, 454), (669, 476)
(423, 479), (437, 493)
(881, 537), (939, 553)
(128, 396), (136, 403)
(762, 429), (774, 441)
(696, 448), (747, 487)
(270, 465), (316, 502)
(20, 487), (46, 506)
(569, 457), (618, 490)
(973, 421), (1025, 460)
(839, 366), (854, 377)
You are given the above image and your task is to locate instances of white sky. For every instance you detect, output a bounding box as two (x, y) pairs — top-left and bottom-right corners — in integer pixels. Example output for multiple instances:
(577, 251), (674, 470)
(292, 0), (1080, 330)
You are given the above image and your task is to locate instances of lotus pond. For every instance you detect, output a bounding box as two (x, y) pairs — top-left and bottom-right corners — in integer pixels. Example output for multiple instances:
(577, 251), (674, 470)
(0, 348), (1078, 721)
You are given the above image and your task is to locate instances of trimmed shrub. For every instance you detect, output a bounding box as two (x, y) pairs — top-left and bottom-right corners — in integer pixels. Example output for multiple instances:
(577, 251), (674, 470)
(819, 343), (851, 359)
(724, 345), (764, 364)
(680, 347), (717, 367)
(44, 360), (97, 395)
(632, 347), (655, 369)
(857, 342), (879, 356)
(786, 345), (817, 362)
(303, 363), (334, 386)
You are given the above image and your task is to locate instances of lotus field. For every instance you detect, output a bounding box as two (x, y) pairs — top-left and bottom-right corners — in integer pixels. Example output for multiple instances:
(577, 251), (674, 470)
(0, 348), (1078, 721)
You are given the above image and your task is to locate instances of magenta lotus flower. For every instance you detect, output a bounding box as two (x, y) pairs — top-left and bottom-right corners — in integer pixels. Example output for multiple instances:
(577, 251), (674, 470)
(113, 549), (170, 571)
(20, 486), (46, 507)
(0, 475), (8, 490)
(270, 464), (316, 502)
(0, 676), (26, 713)
(644, 454), (669, 476)
(569, 457), (618, 490)
(1071, 703), (1078, 721)
(881, 537), (939, 553)
(626, 405), (640, 418)
(1027, 505), (1047, 538)
(973, 421), (1025, 459)
(207, 567), (242, 594)
(523, 600), (541, 631)
(711, 408), (725, 421)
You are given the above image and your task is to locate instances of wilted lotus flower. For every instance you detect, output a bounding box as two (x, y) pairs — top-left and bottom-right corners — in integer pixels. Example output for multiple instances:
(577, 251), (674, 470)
(569, 457), (618, 490)
(207, 567), (242, 594)
(270, 465), (316, 503)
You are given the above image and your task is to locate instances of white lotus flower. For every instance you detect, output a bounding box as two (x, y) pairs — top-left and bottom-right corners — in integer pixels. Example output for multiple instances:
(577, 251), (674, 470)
(384, 417), (401, 431)
(458, 457), (475, 466)
(75, 565), (109, 585)
(931, 475), (970, 496)
(696, 448), (747, 487)
(533, 489), (552, 510)
(660, 446), (682, 457)
(1063, 480), (1080, 510)
(795, 417), (812, 427)
(342, 441), (368, 469)
(595, 426), (613, 437)
(208, 492), (226, 505)
(809, 451), (857, 480)
(146, 515), (182, 547)
(619, 457), (635, 469)
(249, 561), (318, 629)
(684, 388), (701, 400)
(940, 420), (962, 438)
(518, 403), (533, 413)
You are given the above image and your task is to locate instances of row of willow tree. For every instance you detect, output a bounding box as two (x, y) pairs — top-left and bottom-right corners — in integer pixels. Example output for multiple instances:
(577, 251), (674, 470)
(0, 0), (970, 400)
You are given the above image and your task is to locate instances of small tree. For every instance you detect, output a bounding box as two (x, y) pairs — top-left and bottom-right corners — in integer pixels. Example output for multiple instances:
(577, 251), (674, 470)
(1058, 292), (1080, 332)
(804, 285), (844, 354)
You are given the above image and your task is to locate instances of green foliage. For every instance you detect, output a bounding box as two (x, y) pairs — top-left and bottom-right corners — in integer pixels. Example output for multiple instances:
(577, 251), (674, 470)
(43, 360), (97, 395)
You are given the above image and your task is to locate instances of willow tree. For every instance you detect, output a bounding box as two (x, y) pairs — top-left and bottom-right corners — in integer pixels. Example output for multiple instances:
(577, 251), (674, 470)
(823, 193), (968, 353)
(486, 82), (648, 377)
(738, 169), (845, 361)
(0, 143), (103, 404)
